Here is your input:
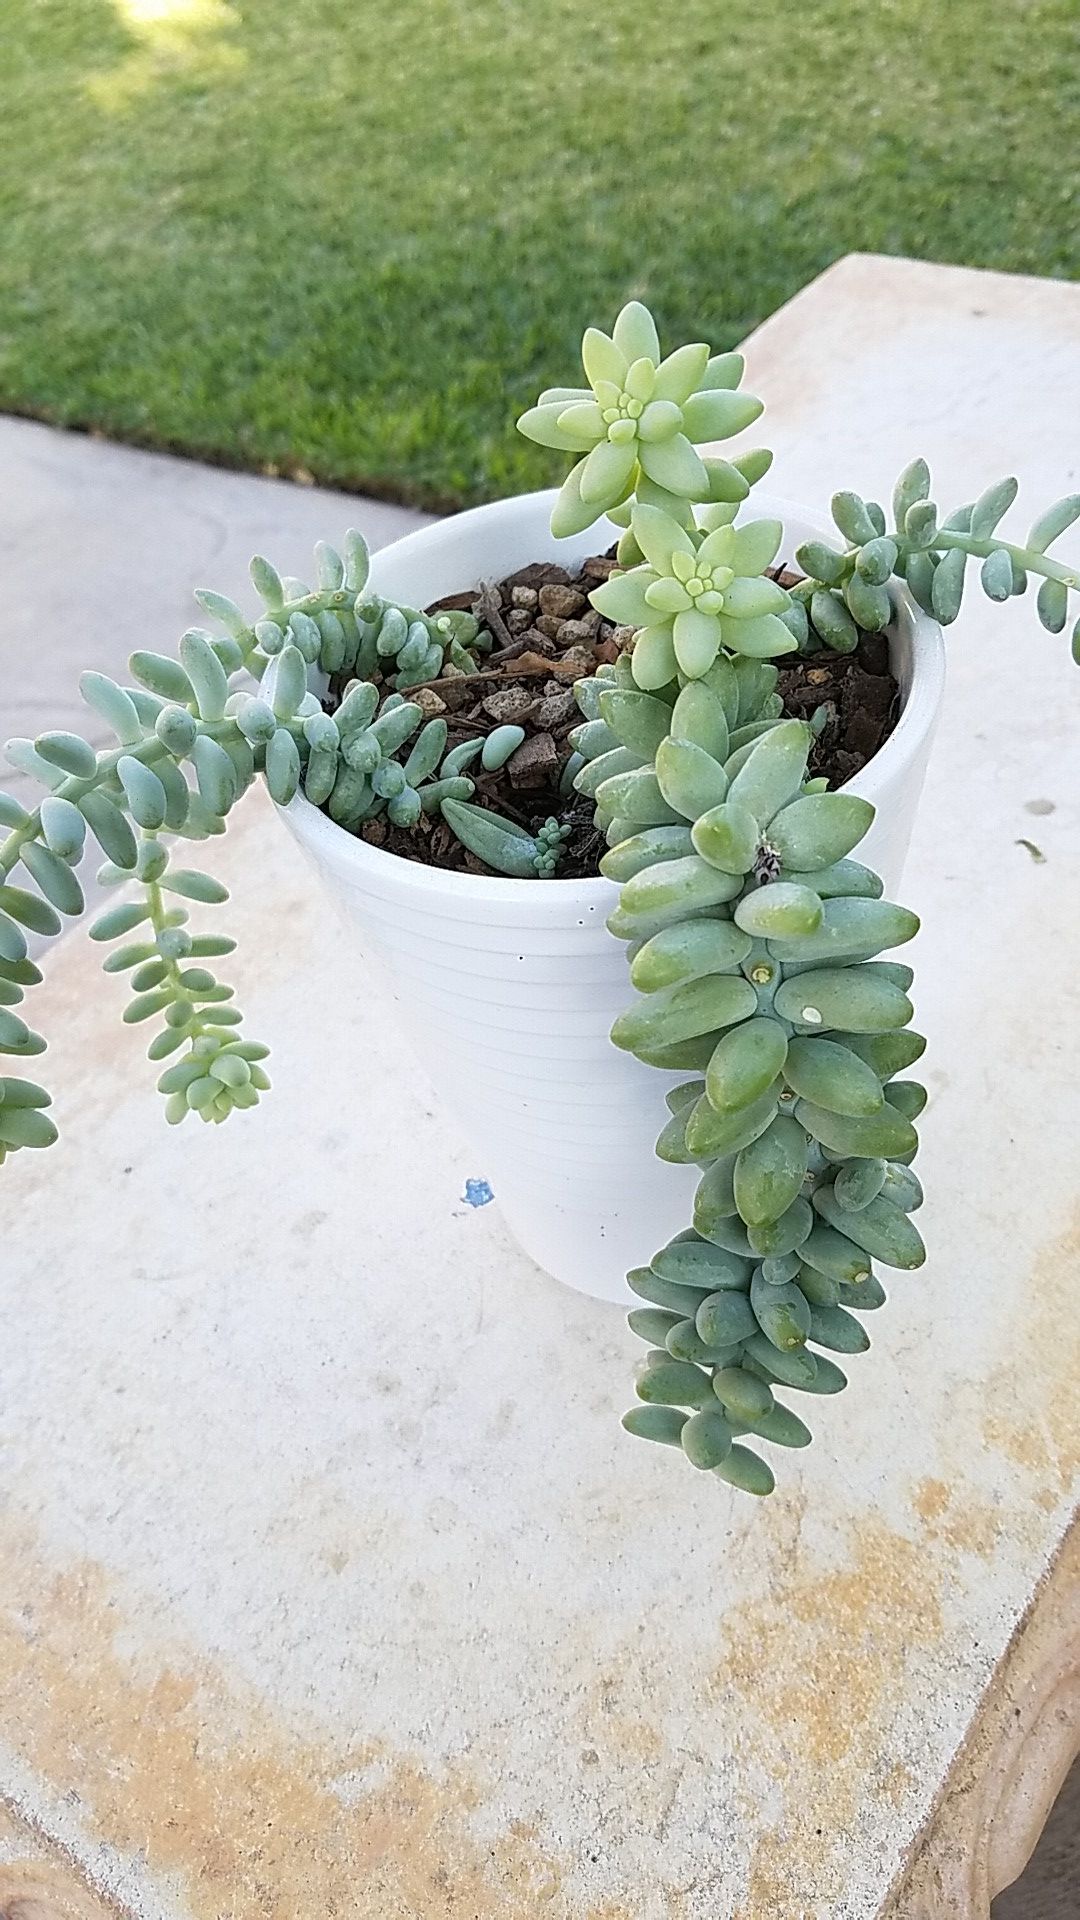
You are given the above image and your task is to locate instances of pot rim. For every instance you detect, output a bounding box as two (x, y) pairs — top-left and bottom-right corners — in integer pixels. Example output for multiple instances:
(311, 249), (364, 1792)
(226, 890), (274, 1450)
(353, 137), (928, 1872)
(279, 487), (946, 909)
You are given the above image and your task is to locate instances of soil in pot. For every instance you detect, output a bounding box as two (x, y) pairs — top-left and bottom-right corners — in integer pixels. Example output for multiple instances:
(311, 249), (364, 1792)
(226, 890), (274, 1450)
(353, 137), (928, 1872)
(321, 552), (899, 880)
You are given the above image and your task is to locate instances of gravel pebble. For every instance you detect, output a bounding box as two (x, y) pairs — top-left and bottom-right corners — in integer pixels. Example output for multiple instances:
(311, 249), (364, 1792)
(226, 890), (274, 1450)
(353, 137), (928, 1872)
(556, 617), (598, 648)
(507, 731), (559, 789)
(538, 583), (587, 620)
(414, 688), (448, 715)
(534, 690), (578, 731)
(552, 646), (597, 682)
(481, 685), (537, 723)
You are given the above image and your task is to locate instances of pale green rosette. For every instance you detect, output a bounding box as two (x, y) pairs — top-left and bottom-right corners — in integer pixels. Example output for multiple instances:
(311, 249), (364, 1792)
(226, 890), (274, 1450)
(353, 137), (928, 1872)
(590, 504), (796, 686)
(517, 301), (763, 537)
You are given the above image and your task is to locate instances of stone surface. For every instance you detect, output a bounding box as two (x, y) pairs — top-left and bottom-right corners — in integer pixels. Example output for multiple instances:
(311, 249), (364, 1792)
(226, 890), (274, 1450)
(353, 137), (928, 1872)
(1, 255), (1079, 1918)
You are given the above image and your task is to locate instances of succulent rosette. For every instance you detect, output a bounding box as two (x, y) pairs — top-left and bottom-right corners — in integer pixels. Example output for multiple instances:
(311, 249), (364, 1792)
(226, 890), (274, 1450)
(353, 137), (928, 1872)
(590, 504), (798, 686)
(517, 301), (764, 537)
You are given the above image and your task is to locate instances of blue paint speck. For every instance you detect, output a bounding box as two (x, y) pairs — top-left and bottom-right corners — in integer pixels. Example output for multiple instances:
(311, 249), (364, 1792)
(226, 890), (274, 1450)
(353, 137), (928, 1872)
(463, 1178), (494, 1208)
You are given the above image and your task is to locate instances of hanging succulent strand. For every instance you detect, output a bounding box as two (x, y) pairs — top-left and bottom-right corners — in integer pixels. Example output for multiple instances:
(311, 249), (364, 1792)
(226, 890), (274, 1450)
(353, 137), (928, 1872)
(0, 530), (564, 1163)
(569, 648), (924, 1495)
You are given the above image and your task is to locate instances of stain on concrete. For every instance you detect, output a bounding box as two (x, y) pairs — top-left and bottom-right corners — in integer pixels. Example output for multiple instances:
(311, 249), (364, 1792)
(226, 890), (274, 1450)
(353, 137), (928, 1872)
(0, 1518), (580, 1920)
(718, 1514), (945, 1917)
(980, 1208), (1080, 1491)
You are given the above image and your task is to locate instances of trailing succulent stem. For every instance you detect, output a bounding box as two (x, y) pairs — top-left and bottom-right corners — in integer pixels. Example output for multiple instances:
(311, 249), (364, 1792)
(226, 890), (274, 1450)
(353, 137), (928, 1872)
(0, 531), (567, 1164)
(570, 652), (925, 1494)
(792, 467), (1080, 657)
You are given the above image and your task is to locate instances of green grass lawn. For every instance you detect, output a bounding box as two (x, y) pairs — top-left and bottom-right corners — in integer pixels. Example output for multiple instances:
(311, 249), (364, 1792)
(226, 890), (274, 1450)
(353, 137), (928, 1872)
(2, 0), (1077, 510)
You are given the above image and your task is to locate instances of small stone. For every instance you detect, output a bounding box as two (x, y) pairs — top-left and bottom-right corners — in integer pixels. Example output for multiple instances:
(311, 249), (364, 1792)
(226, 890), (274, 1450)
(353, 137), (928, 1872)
(507, 732), (559, 790)
(413, 687), (447, 716)
(534, 690), (577, 731)
(510, 629), (556, 657)
(610, 625), (638, 652)
(505, 608), (532, 635)
(361, 818), (389, 847)
(556, 618), (597, 648)
(505, 562), (570, 591)
(552, 646), (597, 682)
(510, 585), (539, 611)
(535, 615), (564, 641)
(539, 583), (587, 621)
(581, 554), (617, 582)
(481, 686), (536, 724)
(808, 667), (831, 684)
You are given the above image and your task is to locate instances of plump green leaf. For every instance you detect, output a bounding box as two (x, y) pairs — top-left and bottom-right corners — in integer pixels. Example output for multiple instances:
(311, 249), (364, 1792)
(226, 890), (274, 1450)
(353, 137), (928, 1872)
(35, 731), (98, 777)
(774, 967), (912, 1034)
(0, 1105), (58, 1149)
(706, 1018), (788, 1112)
(621, 1405), (688, 1447)
(783, 1036), (884, 1117)
(691, 800), (760, 874)
(1027, 493), (1080, 553)
(635, 1358), (716, 1409)
(630, 920), (752, 994)
(612, 973), (758, 1054)
(38, 796), (87, 863)
(931, 548), (967, 624)
(727, 720), (810, 826)
(618, 854), (742, 924)
(734, 1113), (807, 1226)
(795, 1097), (918, 1161)
(78, 790), (138, 868)
(769, 794), (874, 872)
(810, 589), (859, 653)
(806, 1302), (870, 1353)
(750, 1269), (811, 1350)
(654, 737), (729, 820)
(20, 841), (83, 916)
(79, 673), (142, 745)
(684, 1084), (778, 1158)
(813, 1186), (926, 1268)
(1036, 576), (1069, 633)
(162, 870), (229, 904)
(712, 1443), (775, 1495)
(0, 885), (61, 937)
(735, 882), (823, 940)
(680, 1407), (735, 1469)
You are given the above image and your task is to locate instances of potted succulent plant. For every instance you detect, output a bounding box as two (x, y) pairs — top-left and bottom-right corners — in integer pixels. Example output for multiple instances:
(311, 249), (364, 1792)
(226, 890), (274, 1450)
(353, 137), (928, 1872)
(3, 303), (1078, 1496)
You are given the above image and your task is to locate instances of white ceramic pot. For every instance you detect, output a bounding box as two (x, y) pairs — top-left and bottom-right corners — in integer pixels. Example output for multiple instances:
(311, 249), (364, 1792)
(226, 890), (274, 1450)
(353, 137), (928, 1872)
(277, 490), (945, 1304)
